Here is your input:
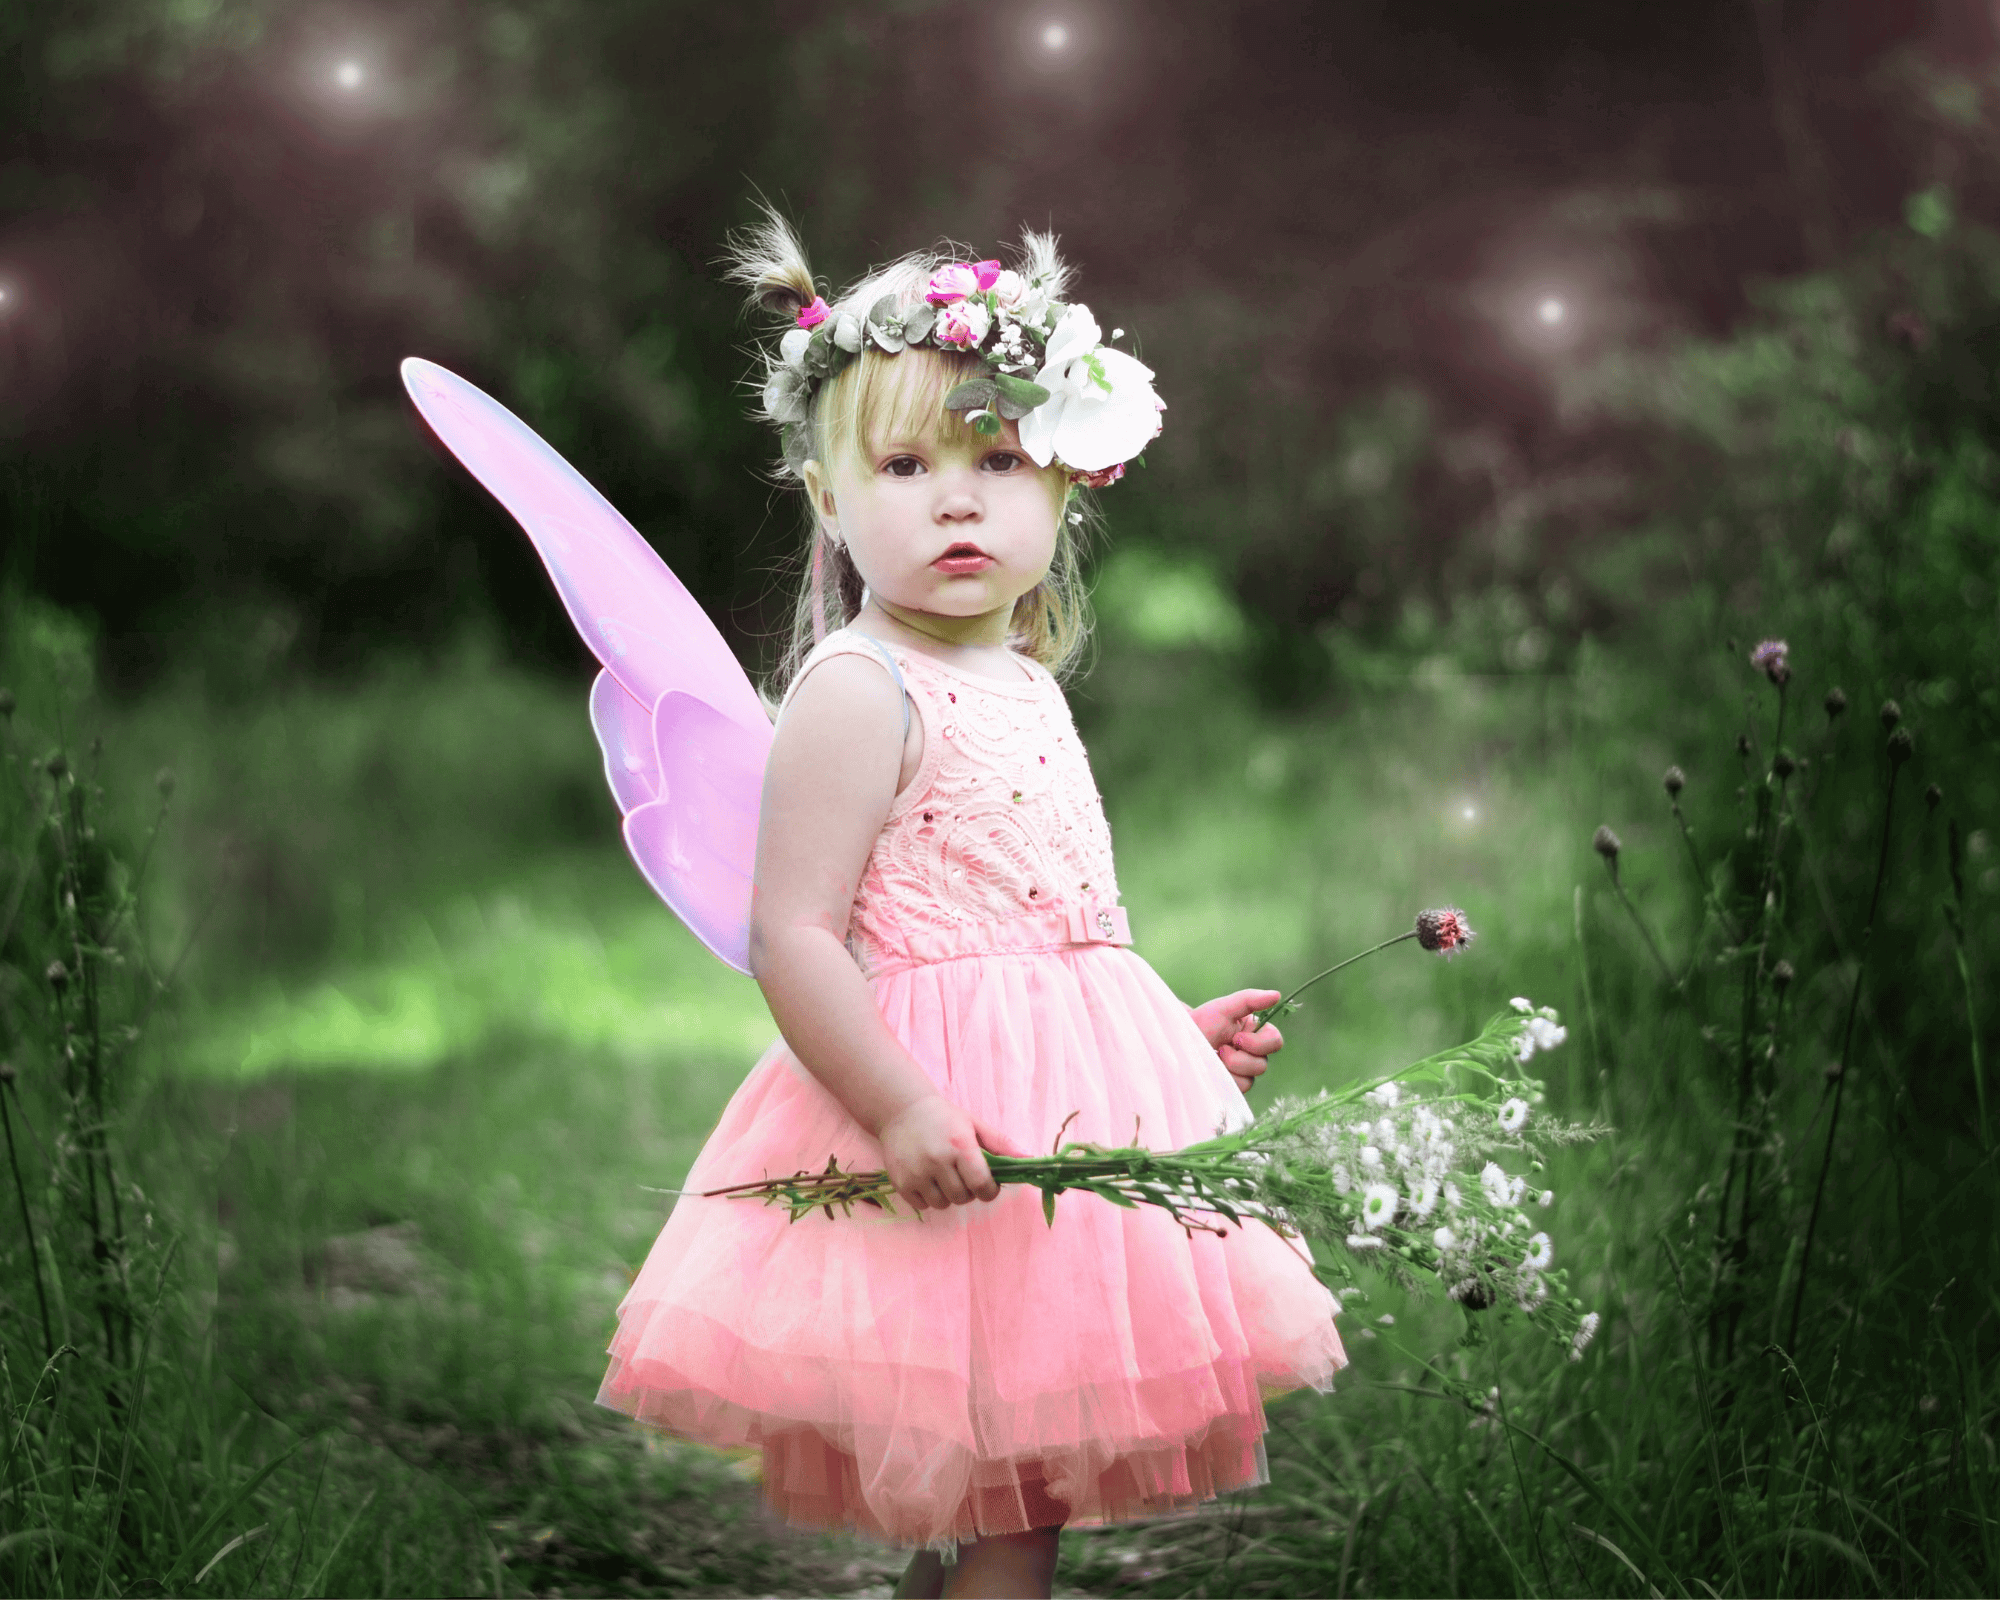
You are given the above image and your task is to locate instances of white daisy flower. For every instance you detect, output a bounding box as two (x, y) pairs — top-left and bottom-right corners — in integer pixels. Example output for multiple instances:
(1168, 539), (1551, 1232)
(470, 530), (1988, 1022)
(1366, 1082), (1401, 1108)
(1515, 1031), (1539, 1063)
(1527, 1016), (1568, 1053)
(1432, 1225), (1458, 1251)
(1376, 1314), (1396, 1326)
(1498, 1097), (1530, 1133)
(1570, 1311), (1601, 1361)
(1524, 1231), (1553, 1271)
(1410, 1176), (1441, 1218)
(1517, 1276), (1550, 1312)
(1510, 996), (1534, 1013)
(1346, 1233), (1386, 1250)
(1480, 1162), (1512, 1207)
(1360, 1183), (1400, 1231)
(1444, 1181), (1463, 1212)
(1360, 1146), (1384, 1171)
(1538, 1189), (1555, 1208)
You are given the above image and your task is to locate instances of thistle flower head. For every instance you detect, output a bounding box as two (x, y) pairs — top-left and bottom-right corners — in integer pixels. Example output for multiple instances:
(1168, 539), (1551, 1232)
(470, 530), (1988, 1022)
(1749, 638), (1791, 685)
(1926, 783), (1943, 811)
(1663, 765), (1685, 797)
(1880, 699), (1902, 731)
(1824, 687), (1847, 721)
(1888, 727), (1915, 766)
(1415, 907), (1474, 954)
(45, 960), (69, 993)
(1772, 750), (1796, 779)
(1772, 959), (1795, 992)
(1592, 825), (1621, 861)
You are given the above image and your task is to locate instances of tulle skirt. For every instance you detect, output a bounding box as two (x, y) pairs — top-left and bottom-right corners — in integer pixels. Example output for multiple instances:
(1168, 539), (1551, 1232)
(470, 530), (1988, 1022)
(596, 943), (1347, 1550)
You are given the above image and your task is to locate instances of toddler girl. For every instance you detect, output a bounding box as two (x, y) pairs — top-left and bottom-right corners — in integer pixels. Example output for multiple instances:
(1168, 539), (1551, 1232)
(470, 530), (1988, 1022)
(597, 213), (1346, 1599)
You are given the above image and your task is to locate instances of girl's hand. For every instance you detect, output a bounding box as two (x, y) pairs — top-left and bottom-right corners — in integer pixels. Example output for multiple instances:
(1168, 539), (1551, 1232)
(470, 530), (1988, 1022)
(1189, 989), (1286, 1096)
(877, 1095), (1027, 1212)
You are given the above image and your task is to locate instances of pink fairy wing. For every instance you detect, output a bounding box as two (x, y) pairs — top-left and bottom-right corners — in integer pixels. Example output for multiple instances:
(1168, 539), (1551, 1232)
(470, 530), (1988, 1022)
(398, 357), (767, 731)
(623, 693), (772, 975)
(589, 669), (658, 814)
(400, 357), (771, 970)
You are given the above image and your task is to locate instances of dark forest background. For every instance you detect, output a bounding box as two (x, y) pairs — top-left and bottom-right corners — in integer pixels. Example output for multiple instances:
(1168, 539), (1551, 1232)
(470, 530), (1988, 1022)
(4, 2), (2000, 1596)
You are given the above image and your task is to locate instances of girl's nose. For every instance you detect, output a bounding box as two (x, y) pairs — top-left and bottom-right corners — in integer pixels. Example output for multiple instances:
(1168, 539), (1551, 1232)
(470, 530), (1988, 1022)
(933, 477), (983, 522)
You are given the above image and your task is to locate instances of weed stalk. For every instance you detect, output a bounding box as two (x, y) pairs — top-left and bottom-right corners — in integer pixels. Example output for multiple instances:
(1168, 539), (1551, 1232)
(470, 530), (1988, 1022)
(1787, 721), (1908, 1352)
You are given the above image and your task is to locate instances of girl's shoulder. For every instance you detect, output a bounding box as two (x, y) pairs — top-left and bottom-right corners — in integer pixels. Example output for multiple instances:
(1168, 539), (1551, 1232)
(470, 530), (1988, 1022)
(774, 628), (914, 731)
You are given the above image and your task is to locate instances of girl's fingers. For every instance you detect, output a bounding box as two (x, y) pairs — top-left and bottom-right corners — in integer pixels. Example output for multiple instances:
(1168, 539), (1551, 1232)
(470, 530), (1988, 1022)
(1219, 1046), (1268, 1077)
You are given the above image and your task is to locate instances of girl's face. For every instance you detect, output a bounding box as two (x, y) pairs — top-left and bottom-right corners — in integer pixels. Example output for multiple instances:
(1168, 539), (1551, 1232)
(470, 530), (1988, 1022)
(806, 413), (1066, 639)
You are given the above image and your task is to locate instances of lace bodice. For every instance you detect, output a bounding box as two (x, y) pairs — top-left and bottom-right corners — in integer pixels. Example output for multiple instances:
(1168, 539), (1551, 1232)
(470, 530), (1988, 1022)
(777, 631), (1122, 976)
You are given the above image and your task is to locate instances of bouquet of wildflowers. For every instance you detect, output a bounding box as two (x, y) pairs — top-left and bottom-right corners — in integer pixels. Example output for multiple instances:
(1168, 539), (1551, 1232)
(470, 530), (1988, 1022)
(703, 913), (1607, 1359)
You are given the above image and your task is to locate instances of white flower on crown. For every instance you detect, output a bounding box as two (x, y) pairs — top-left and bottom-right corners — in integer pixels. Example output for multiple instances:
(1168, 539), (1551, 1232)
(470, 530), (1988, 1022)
(1018, 303), (1164, 474)
(936, 299), (992, 348)
(779, 327), (813, 368)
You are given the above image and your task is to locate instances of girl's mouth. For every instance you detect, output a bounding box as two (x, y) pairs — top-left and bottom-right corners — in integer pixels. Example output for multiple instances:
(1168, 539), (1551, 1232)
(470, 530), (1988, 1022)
(932, 542), (994, 575)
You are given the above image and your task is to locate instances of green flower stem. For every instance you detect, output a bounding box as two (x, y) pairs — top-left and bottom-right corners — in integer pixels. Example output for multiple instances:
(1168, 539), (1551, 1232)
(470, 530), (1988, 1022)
(1788, 745), (1903, 1352)
(1251, 931), (1419, 1030)
(1, 1074), (56, 1360)
(1947, 821), (1987, 1148)
(1601, 857), (1677, 988)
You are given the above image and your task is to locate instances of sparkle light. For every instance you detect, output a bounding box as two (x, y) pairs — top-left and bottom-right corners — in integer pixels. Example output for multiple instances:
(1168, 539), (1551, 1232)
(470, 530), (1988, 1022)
(1537, 296), (1566, 326)
(333, 59), (365, 90)
(1462, 804), (1477, 821)
(1042, 21), (1070, 49)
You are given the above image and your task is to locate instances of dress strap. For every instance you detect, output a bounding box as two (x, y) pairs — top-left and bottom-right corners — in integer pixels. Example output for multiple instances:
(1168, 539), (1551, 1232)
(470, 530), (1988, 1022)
(777, 628), (912, 742)
(848, 633), (912, 743)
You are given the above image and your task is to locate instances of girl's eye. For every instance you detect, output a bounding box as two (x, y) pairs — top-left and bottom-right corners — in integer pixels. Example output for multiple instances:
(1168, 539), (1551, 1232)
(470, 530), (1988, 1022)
(882, 456), (924, 478)
(983, 451), (1024, 472)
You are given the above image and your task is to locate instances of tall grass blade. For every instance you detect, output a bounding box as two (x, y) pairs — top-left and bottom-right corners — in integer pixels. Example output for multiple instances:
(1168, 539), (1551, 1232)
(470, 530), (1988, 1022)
(157, 1431), (316, 1592)
(192, 1522), (268, 1587)
(1570, 1523), (1664, 1599)
(300, 1488), (377, 1598)
(91, 1234), (179, 1595)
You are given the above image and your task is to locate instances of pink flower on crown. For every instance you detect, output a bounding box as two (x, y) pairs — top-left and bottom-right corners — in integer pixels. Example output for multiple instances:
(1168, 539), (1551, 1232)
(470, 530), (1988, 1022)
(925, 260), (1002, 305)
(1074, 463), (1125, 489)
(795, 296), (831, 330)
(936, 299), (992, 348)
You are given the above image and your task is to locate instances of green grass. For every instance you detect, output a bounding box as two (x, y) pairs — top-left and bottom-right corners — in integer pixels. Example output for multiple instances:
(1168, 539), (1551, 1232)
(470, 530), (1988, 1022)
(5, 624), (1998, 1596)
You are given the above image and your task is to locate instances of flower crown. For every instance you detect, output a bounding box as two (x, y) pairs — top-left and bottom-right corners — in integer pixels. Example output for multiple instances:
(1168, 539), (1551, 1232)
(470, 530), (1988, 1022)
(756, 251), (1165, 489)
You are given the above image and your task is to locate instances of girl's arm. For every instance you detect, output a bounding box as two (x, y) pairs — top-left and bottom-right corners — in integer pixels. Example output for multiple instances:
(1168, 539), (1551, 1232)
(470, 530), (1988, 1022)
(748, 653), (1018, 1210)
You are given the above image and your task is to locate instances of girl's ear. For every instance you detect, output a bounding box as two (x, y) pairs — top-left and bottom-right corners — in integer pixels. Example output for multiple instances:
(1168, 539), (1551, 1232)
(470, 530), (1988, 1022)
(801, 458), (841, 540)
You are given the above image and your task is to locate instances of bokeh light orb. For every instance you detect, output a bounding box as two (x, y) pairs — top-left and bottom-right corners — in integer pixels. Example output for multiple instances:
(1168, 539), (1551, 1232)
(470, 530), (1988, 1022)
(333, 59), (365, 90)
(1537, 296), (1566, 326)
(1042, 21), (1070, 50)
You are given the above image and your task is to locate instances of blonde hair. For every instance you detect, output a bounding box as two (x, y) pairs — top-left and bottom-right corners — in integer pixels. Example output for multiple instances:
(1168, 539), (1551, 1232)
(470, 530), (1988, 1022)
(724, 208), (1096, 698)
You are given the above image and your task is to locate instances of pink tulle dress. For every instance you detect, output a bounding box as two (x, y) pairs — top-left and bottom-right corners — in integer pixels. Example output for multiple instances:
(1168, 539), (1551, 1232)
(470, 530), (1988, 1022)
(597, 630), (1347, 1550)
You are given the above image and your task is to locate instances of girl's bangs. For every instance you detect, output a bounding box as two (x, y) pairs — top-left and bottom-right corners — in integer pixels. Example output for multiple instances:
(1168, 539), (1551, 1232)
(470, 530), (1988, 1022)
(820, 346), (988, 465)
